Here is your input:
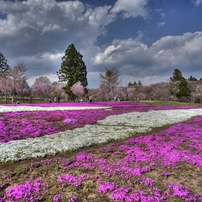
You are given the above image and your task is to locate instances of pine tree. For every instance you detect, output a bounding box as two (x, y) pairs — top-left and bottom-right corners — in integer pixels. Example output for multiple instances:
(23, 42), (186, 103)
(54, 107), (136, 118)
(0, 53), (10, 76)
(138, 80), (142, 86)
(169, 69), (191, 101)
(188, 75), (197, 81)
(128, 82), (133, 87)
(170, 69), (185, 81)
(57, 44), (88, 99)
(176, 79), (191, 99)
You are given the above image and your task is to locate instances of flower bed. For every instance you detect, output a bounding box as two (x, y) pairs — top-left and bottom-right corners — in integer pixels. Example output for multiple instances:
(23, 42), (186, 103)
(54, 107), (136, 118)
(0, 103), (202, 162)
(0, 102), (200, 144)
(0, 102), (202, 201)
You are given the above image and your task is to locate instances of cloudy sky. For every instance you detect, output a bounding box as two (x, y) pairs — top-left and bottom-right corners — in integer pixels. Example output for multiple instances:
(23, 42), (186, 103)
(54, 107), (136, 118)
(0, 0), (202, 88)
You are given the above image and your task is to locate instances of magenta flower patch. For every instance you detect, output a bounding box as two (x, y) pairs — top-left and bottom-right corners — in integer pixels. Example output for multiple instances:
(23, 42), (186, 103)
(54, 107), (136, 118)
(1, 102), (202, 201)
(3, 178), (46, 201)
(63, 118), (77, 124)
(0, 102), (201, 143)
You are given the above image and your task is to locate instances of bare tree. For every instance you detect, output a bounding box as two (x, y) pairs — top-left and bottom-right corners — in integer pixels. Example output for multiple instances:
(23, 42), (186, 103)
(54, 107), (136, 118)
(99, 67), (121, 100)
(15, 80), (30, 98)
(33, 76), (51, 86)
(148, 83), (171, 100)
(98, 82), (109, 101)
(32, 83), (53, 99)
(115, 86), (127, 101)
(7, 63), (28, 97)
(0, 77), (12, 103)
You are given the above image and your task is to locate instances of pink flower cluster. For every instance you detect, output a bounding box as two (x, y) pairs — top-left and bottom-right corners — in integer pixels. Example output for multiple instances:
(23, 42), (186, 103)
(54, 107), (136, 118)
(2, 178), (46, 201)
(57, 173), (88, 187)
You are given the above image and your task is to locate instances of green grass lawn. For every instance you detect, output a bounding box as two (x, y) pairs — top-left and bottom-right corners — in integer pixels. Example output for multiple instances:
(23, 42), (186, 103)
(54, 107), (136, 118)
(139, 100), (202, 107)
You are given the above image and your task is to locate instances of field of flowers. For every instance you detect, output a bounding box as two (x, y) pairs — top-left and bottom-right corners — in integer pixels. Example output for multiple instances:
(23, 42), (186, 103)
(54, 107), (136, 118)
(0, 101), (202, 201)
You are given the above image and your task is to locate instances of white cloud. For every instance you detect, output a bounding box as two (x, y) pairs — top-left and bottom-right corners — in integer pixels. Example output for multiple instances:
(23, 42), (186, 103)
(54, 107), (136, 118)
(0, 0), (113, 55)
(193, 0), (202, 6)
(156, 9), (165, 19)
(151, 32), (202, 68)
(110, 0), (149, 19)
(0, 0), (115, 88)
(1, 0), (201, 89)
(42, 24), (61, 33)
(93, 37), (149, 67)
(92, 31), (202, 84)
(28, 72), (58, 87)
(158, 22), (165, 27)
(94, 45), (121, 65)
(88, 6), (113, 27)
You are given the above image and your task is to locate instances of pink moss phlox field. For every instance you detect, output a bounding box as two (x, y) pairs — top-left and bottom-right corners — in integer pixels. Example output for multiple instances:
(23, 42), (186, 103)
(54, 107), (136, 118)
(2, 101), (201, 110)
(2, 111), (202, 201)
(1, 102), (201, 143)
(69, 115), (202, 201)
(1, 102), (202, 201)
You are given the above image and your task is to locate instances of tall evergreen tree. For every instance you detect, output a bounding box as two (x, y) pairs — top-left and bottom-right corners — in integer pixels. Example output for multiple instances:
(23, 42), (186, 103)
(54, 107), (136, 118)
(133, 81), (137, 85)
(188, 75), (197, 81)
(170, 69), (185, 81)
(0, 53), (10, 76)
(169, 68), (191, 101)
(138, 80), (142, 86)
(176, 79), (191, 99)
(57, 44), (88, 99)
(128, 82), (133, 86)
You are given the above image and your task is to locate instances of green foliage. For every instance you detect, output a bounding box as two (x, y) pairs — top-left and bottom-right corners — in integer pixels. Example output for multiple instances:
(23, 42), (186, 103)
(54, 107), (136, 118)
(170, 69), (185, 82)
(128, 82), (133, 86)
(169, 69), (191, 101)
(188, 75), (197, 81)
(0, 53), (10, 76)
(57, 44), (88, 99)
(128, 81), (137, 86)
(138, 80), (142, 86)
(176, 79), (191, 100)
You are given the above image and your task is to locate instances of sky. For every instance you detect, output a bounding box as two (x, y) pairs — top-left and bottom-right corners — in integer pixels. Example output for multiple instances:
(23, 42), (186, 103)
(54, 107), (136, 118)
(0, 0), (202, 88)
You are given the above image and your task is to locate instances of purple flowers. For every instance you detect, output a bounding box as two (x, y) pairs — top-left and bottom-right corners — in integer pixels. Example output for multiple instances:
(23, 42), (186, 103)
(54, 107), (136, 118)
(53, 194), (63, 202)
(110, 187), (131, 200)
(140, 177), (155, 186)
(98, 181), (117, 194)
(1, 102), (202, 201)
(162, 170), (170, 178)
(3, 178), (45, 201)
(1, 101), (199, 143)
(57, 173), (88, 187)
(63, 118), (77, 124)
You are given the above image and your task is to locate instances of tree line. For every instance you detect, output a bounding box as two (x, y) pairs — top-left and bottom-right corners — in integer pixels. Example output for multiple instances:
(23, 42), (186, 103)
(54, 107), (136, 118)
(95, 68), (202, 103)
(1, 44), (202, 103)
